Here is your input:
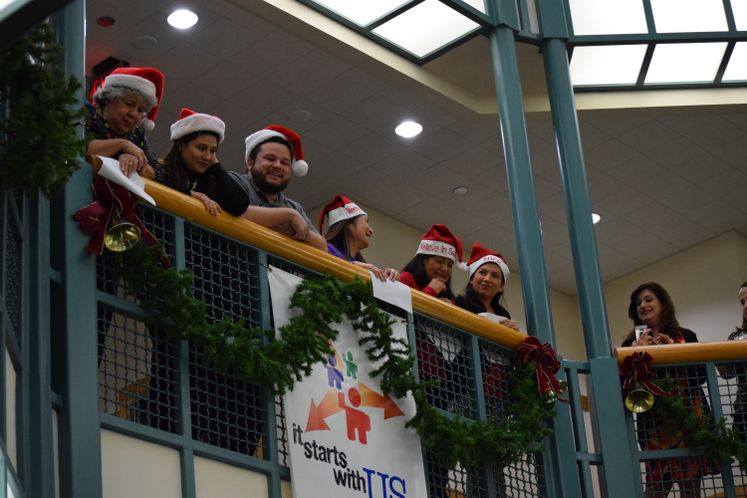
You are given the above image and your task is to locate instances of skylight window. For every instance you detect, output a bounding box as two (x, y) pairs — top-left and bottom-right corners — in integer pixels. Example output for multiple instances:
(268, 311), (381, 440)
(722, 42), (747, 82)
(645, 42), (727, 84)
(570, 45), (647, 86)
(650, 0), (728, 33)
(309, 0), (409, 27)
(568, 0), (647, 35)
(372, 0), (480, 58)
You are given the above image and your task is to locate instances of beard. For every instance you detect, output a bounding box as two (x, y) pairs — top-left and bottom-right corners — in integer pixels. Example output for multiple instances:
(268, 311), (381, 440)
(251, 169), (289, 194)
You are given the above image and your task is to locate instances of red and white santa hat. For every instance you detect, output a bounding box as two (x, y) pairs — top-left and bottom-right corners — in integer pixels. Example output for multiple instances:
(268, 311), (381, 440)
(102, 67), (165, 131)
(170, 107), (225, 143)
(317, 195), (366, 233)
(416, 224), (465, 268)
(467, 242), (510, 281)
(244, 125), (308, 177)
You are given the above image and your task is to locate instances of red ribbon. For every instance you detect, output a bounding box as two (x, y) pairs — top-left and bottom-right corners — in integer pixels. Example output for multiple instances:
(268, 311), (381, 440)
(73, 177), (160, 257)
(619, 351), (669, 399)
(516, 336), (563, 399)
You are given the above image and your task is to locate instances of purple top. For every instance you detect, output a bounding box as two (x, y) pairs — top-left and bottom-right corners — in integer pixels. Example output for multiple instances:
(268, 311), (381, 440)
(326, 242), (353, 262)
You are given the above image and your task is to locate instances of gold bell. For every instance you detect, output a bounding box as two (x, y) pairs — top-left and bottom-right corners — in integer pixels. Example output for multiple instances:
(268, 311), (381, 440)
(624, 382), (655, 413)
(104, 210), (141, 252)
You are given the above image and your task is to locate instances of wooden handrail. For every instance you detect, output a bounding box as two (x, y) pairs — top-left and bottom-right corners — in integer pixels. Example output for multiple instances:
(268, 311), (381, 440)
(615, 340), (747, 365)
(92, 168), (527, 350)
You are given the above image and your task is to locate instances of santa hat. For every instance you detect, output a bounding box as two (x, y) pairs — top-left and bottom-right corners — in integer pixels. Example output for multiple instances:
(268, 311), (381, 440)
(244, 125), (308, 177)
(170, 107), (225, 143)
(318, 195), (366, 233)
(416, 224), (465, 268)
(467, 242), (510, 281)
(103, 67), (165, 131)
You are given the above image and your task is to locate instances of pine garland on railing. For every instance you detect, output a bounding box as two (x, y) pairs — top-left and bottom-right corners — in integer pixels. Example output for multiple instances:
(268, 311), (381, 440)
(111, 242), (555, 468)
(0, 24), (86, 195)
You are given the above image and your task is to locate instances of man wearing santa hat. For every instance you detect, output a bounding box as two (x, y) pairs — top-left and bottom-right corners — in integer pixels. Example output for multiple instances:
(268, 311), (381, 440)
(228, 125), (326, 251)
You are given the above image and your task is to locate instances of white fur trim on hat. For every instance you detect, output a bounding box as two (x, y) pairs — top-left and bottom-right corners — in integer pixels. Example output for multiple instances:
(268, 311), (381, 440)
(417, 240), (458, 262)
(171, 113), (226, 143)
(104, 74), (156, 99)
(245, 130), (285, 162)
(327, 202), (365, 228)
(469, 255), (510, 281)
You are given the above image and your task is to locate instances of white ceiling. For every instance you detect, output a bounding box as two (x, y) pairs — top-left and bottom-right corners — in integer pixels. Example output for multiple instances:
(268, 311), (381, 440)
(85, 0), (747, 295)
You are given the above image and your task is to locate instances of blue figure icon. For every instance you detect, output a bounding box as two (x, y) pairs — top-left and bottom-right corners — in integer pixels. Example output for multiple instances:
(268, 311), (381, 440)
(325, 354), (344, 389)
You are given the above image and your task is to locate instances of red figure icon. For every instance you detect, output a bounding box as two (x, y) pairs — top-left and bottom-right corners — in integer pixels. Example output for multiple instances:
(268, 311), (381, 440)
(338, 387), (371, 444)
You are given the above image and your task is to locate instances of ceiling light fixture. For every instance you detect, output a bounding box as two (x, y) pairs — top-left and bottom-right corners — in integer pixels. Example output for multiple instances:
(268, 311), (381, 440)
(395, 120), (422, 138)
(167, 9), (198, 29)
(452, 186), (468, 196)
(592, 213), (601, 224)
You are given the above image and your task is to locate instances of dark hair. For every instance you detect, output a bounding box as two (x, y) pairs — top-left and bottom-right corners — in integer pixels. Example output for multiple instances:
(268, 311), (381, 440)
(248, 136), (292, 162)
(457, 271), (510, 317)
(401, 254), (454, 299)
(161, 131), (221, 196)
(324, 217), (366, 263)
(627, 282), (679, 333)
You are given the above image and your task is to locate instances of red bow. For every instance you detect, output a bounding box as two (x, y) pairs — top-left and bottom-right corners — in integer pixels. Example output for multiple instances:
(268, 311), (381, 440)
(619, 352), (668, 399)
(73, 177), (160, 256)
(516, 336), (563, 399)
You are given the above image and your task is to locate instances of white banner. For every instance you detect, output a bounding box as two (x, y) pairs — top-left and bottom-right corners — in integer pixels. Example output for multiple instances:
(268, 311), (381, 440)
(268, 267), (427, 498)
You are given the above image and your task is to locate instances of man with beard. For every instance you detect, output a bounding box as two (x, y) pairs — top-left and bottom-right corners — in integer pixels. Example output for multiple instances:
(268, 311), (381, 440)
(229, 125), (326, 250)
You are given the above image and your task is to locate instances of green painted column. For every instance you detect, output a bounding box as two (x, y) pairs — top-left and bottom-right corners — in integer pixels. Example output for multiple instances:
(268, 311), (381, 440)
(538, 0), (641, 493)
(57, 0), (104, 497)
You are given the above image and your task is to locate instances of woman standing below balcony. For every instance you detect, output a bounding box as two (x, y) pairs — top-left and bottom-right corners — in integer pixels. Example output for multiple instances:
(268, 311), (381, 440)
(456, 242), (519, 331)
(154, 107), (249, 216)
(86, 66), (164, 178)
(718, 281), (747, 442)
(622, 282), (716, 498)
(399, 224), (463, 303)
(318, 195), (398, 281)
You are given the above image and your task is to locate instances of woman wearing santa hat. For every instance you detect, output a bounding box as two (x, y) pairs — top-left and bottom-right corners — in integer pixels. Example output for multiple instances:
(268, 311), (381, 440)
(155, 108), (250, 216)
(86, 66), (165, 177)
(456, 242), (519, 331)
(398, 224), (463, 302)
(318, 195), (398, 281)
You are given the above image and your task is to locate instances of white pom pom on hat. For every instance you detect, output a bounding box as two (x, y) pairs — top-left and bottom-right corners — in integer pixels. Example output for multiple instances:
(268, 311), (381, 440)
(244, 124), (308, 177)
(170, 107), (225, 143)
(103, 67), (164, 131)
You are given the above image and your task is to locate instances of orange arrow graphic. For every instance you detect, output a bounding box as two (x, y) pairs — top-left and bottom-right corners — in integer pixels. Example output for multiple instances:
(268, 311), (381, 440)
(357, 383), (405, 419)
(306, 389), (342, 432)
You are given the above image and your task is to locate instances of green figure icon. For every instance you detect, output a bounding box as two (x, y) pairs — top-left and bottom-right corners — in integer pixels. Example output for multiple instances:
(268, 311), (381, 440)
(344, 351), (358, 379)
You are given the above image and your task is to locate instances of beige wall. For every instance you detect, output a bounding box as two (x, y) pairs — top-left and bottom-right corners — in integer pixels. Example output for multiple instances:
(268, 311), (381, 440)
(603, 230), (747, 345)
(311, 203), (585, 361)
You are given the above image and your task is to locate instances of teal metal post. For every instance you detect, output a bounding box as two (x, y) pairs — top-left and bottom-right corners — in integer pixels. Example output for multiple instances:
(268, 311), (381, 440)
(538, 0), (641, 493)
(487, 1), (579, 493)
(58, 0), (103, 497)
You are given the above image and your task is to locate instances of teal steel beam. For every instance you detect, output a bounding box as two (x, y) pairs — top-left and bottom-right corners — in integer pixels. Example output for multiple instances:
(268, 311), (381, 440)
(539, 2), (642, 491)
(487, 12), (570, 496)
(57, 0), (104, 497)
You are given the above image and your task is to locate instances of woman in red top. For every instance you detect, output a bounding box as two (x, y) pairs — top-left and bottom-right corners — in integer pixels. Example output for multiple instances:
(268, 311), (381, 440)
(398, 224), (463, 303)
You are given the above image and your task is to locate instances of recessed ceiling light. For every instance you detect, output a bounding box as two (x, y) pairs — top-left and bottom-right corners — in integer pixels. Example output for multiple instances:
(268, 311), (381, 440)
(452, 186), (468, 196)
(592, 213), (601, 224)
(289, 109), (313, 123)
(167, 9), (198, 29)
(132, 35), (158, 50)
(395, 120), (422, 138)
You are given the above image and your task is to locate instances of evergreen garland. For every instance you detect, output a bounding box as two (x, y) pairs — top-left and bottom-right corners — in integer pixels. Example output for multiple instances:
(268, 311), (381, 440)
(652, 377), (747, 471)
(113, 242), (554, 468)
(0, 23), (86, 196)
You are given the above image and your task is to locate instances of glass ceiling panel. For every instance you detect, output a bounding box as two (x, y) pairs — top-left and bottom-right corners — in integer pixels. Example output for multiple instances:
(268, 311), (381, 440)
(650, 0), (728, 33)
(722, 42), (747, 81)
(570, 45), (647, 85)
(568, 0), (648, 35)
(310, 0), (411, 27)
(645, 42), (727, 84)
(372, 0), (480, 58)
(460, 0), (487, 14)
(733, 0), (747, 30)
